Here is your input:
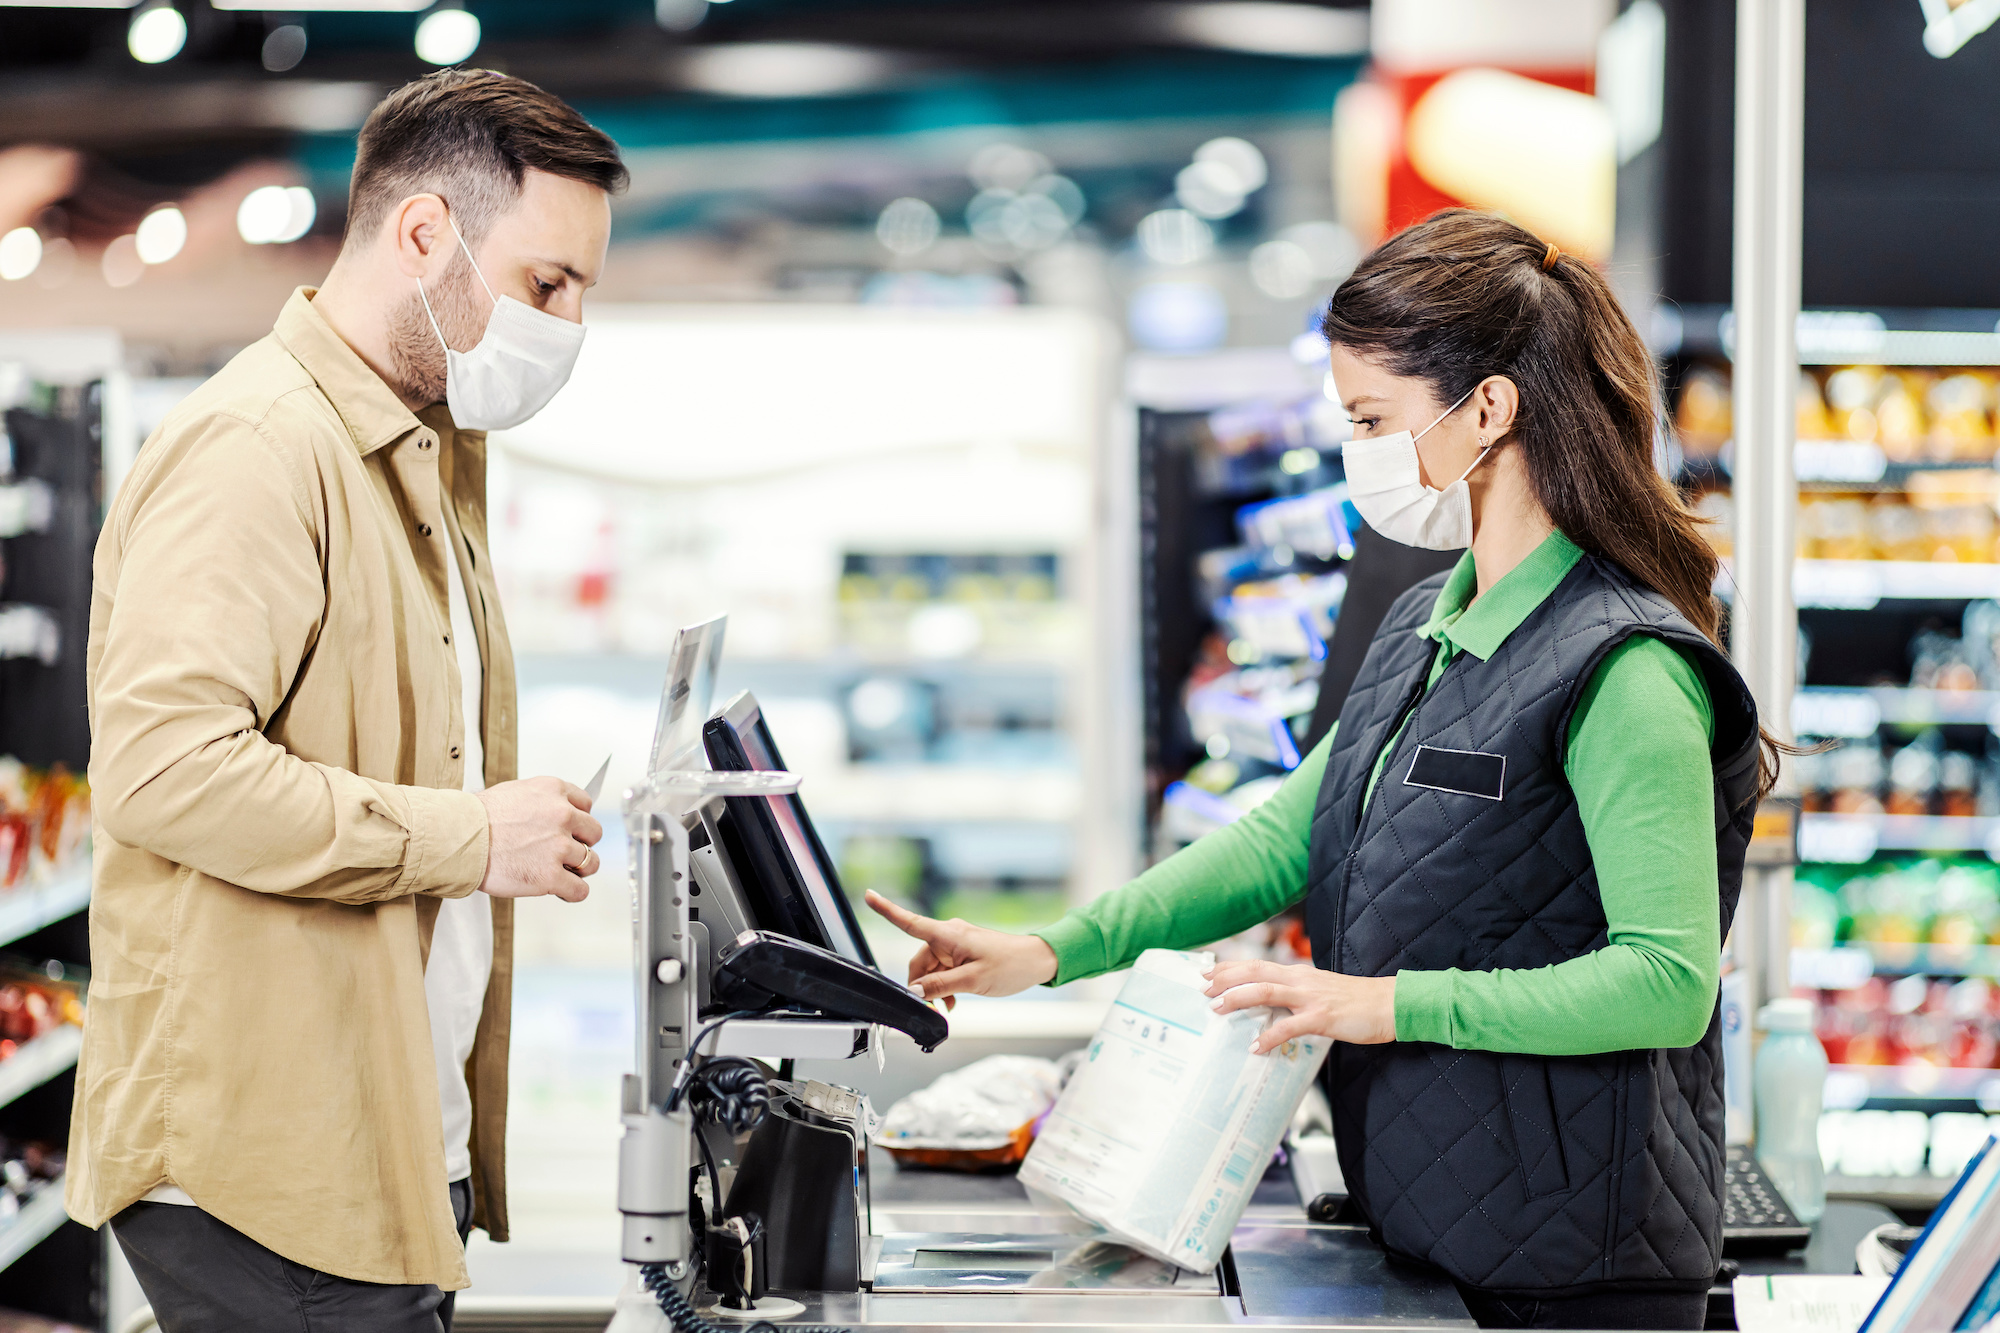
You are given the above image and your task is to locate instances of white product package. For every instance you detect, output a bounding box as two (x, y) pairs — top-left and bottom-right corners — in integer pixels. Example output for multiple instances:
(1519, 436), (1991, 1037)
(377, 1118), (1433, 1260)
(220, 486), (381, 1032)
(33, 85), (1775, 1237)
(1017, 949), (1330, 1273)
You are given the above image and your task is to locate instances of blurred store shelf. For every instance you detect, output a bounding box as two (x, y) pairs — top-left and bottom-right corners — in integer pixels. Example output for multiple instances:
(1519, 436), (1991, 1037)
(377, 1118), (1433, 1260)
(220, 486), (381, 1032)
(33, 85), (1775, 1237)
(1799, 811), (2000, 862)
(1719, 560), (2000, 608)
(0, 864), (89, 951)
(1827, 1174), (1955, 1209)
(807, 767), (1080, 824)
(1794, 685), (2000, 737)
(0, 1179), (67, 1275)
(1798, 943), (2000, 984)
(1700, 441), (1998, 487)
(0, 1025), (81, 1112)
(1823, 1063), (2000, 1104)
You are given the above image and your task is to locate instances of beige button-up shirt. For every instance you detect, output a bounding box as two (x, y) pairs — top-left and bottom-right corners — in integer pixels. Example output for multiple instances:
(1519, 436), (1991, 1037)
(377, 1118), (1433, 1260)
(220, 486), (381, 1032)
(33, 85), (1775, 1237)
(68, 287), (518, 1290)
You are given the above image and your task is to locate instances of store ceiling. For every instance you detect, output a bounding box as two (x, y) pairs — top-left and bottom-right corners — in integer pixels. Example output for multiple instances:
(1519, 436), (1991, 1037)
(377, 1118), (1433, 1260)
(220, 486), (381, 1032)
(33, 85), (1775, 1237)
(0, 1), (1369, 149)
(0, 0), (1366, 249)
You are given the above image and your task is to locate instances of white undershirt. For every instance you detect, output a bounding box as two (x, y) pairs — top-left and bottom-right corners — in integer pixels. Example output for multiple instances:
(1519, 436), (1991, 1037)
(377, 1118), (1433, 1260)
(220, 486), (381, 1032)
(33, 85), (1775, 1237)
(142, 523), (493, 1206)
(426, 527), (494, 1185)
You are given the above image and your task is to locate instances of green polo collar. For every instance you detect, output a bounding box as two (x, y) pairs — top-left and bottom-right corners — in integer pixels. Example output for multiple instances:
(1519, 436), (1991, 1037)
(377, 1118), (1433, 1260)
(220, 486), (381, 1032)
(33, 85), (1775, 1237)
(1417, 530), (1585, 662)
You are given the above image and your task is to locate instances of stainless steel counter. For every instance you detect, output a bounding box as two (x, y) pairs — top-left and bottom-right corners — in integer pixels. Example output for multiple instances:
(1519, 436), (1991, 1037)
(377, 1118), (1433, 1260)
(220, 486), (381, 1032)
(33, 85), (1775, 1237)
(704, 1150), (1477, 1330)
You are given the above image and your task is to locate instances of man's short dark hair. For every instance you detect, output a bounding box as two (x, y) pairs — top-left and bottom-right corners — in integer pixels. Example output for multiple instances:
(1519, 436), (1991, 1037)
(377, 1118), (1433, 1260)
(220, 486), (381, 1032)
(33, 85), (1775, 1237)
(345, 68), (628, 247)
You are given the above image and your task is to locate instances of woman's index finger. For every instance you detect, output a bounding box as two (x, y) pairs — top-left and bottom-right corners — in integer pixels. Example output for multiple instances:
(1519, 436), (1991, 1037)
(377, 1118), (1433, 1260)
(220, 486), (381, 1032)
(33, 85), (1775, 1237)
(863, 889), (941, 941)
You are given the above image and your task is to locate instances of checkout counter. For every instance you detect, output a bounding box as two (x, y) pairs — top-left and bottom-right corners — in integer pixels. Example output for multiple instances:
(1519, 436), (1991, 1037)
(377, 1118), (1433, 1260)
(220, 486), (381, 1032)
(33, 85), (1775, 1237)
(594, 619), (1869, 1333)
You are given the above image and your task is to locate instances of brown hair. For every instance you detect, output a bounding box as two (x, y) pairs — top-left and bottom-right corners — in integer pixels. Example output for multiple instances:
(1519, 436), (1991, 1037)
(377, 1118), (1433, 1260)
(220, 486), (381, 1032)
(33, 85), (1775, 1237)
(1323, 208), (1784, 799)
(345, 68), (628, 248)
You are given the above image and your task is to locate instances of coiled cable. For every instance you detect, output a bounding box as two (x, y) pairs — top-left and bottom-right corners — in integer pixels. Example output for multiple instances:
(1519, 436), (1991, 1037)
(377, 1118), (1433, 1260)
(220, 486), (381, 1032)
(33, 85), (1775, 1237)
(643, 1014), (849, 1333)
(639, 1255), (852, 1333)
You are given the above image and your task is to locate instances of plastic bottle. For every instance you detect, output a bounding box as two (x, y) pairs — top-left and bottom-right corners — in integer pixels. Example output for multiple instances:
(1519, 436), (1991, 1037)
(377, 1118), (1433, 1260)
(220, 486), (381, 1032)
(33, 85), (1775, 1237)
(1755, 997), (1829, 1223)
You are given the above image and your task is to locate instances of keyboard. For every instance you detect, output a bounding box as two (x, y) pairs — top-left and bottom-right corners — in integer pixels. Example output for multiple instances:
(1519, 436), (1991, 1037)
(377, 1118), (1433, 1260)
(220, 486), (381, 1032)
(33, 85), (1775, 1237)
(1722, 1145), (1815, 1256)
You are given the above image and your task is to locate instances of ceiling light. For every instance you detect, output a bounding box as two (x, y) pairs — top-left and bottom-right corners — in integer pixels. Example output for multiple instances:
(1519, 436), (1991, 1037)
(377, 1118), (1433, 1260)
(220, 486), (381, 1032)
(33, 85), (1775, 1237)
(1923, 0), (2000, 56)
(875, 197), (939, 256)
(262, 23), (307, 72)
(1278, 220), (1359, 280)
(101, 235), (144, 288)
(414, 6), (479, 65)
(1405, 68), (1616, 261)
(654, 0), (706, 30)
(1175, 161), (1247, 219)
(1128, 281), (1227, 352)
(999, 193), (1069, 251)
(1195, 137), (1268, 194)
(238, 185), (316, 244)
(1028, 174), (1086, 226)
(210, 1), (429, 9)
(1166, 2), (1369, 57)
(968, 143), (1051, 192)
(127, 4), (187, 63)
(1249, 240), (1314, 299)
(681, 43), (895, 97)
(134, 206), (187, 264)
(1136, 209), (1215, 266)
(0, 229), (41, 283)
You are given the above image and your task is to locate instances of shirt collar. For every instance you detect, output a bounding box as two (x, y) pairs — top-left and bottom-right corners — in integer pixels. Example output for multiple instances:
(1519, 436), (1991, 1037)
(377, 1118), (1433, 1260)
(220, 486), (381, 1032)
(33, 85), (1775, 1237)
(1417, 530), (1585, 662)
(272, 286), (426, 458)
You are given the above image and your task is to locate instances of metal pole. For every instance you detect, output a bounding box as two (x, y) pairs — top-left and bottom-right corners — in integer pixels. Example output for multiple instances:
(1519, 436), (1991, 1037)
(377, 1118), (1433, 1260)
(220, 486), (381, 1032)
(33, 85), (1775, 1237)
(1731, 0), (1806, 1005)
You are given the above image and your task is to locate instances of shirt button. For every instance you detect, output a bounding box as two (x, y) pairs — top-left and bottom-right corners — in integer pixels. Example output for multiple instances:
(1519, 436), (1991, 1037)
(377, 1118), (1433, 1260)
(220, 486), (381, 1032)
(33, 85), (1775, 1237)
(418, 523), (433, 538)
(443, 633), (451, 645)
(418, 439), (433, 450)
(450, 746), (461, 760)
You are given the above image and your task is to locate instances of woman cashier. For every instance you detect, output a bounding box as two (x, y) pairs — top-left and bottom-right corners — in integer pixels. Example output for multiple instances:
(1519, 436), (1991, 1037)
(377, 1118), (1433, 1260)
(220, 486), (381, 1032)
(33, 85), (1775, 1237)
(868, 209), (1784, 1330)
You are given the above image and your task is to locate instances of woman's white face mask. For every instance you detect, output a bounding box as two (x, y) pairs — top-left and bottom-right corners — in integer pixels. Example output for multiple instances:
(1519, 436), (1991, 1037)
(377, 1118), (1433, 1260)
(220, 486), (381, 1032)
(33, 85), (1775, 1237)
(415, 218), (586, 432)
(1341, 385), (1489, 550)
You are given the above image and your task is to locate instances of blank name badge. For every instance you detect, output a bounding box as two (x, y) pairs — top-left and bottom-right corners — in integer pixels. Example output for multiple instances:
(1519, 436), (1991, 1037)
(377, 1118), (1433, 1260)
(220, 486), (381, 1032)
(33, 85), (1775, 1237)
(1403, 745), (1505, 801)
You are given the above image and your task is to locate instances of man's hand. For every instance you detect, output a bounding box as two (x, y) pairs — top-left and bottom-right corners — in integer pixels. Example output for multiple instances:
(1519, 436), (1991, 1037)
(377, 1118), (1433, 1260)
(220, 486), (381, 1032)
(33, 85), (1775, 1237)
(864, 890), (1058, 1009)
(1203, 960), (1398, 1053)
(475, 776), (602, 903)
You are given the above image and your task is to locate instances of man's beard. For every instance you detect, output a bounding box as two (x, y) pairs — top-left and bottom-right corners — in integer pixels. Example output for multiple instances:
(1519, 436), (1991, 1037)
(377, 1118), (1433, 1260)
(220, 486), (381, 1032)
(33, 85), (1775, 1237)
(387, 249), (488, 409)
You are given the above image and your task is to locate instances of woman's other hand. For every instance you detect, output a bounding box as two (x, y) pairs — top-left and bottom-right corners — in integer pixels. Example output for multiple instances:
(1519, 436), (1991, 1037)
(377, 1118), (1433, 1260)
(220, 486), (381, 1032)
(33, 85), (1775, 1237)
(1203, 960), (1398, 1053)
(864, 890), (1059, 1009)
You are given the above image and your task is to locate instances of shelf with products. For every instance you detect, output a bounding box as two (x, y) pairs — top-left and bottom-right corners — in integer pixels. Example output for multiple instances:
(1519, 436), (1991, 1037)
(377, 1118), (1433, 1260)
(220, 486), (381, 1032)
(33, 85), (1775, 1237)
(1793, 686), (2000, 736)
(0, 1027), (78, 1115)
(0, 359), (110, 1323)
(1137, 390), (1351, 858)
(1674, 341), (2000, 600)
(0, 1179), (66, 1277)
(1662, 306), (2000, 367)
(0, 866), (87, 955)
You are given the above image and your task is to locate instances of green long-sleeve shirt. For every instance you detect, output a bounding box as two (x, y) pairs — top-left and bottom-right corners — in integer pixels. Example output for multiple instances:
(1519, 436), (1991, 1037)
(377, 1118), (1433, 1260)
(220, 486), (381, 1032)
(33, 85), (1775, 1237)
(1034, 531), (1723, 1056)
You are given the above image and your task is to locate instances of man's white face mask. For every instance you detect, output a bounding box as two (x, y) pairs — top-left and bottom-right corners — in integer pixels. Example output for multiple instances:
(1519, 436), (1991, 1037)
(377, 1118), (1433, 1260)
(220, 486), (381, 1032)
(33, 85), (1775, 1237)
(415, 218), (586, 432)
(1340, 384), (1489, 550)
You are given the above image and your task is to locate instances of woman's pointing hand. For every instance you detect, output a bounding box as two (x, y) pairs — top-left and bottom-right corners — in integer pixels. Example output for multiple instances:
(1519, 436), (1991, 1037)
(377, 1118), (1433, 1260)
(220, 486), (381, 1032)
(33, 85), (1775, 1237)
(864, 890), (1059, 1010)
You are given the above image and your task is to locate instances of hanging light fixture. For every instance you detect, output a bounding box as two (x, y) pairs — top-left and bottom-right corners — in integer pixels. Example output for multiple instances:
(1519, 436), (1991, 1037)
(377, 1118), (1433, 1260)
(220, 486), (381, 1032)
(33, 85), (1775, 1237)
(1920, 0), (2000, 56)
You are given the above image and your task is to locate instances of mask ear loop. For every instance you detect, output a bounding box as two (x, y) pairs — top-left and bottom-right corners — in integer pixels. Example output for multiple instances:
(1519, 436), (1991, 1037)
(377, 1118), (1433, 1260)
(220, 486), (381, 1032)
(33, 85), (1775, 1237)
(1415, 383), (1492, 487)
(414, 214), (498, 351)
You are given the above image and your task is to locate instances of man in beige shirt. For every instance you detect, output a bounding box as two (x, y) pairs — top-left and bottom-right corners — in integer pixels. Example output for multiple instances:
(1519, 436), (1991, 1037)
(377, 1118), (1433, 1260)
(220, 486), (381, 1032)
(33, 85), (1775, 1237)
(70, 70), (626, 1331)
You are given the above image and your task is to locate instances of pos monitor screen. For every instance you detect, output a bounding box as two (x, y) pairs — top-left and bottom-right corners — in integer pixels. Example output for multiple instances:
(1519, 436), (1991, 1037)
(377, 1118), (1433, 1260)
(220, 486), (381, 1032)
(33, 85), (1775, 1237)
(703, 690), (876, 968)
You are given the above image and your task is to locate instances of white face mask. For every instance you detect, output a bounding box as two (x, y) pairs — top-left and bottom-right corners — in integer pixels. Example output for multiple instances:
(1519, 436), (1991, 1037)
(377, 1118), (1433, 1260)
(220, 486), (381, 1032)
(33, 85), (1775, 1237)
(415, 219), (586, 432)
(1341, 385), (1489, 550)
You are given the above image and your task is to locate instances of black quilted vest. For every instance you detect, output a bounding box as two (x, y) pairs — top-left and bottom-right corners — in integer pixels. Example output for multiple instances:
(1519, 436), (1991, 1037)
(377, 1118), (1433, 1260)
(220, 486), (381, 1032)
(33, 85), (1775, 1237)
(1303, 554), (1760, 1297)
